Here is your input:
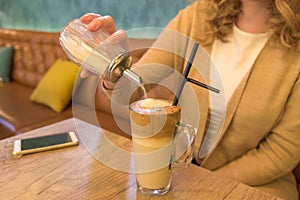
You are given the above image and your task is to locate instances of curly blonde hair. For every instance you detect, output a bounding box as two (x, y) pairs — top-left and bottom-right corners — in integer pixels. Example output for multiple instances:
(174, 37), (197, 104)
(205, 0), (300, 50)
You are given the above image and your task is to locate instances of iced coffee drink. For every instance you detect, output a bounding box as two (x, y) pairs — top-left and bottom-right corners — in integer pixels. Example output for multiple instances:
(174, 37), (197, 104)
(130, 98), (181, 195)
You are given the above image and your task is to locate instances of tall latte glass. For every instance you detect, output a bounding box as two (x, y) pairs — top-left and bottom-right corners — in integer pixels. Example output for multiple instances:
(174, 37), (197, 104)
(130, 98), (195, 196)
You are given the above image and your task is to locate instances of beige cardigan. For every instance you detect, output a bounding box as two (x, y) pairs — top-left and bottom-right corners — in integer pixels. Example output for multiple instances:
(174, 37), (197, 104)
(135, 1), (300, 199)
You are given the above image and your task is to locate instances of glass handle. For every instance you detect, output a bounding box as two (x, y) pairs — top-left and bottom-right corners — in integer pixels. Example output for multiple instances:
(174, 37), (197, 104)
(170, 122), (196, 168)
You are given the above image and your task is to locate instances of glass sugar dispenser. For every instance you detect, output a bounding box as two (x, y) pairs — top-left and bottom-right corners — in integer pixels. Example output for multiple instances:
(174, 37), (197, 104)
(59, 19), (142, 85)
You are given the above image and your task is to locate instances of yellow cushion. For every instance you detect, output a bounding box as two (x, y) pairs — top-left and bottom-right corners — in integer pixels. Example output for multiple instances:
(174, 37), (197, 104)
(30, 59), (80, 113)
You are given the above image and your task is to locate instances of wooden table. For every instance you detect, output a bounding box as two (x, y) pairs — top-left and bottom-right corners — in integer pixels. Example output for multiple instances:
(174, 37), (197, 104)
(0, 118), (281, 200)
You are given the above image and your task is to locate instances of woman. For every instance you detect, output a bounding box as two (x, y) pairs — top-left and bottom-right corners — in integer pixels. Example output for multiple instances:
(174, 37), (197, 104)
(80, 0), (300, 199)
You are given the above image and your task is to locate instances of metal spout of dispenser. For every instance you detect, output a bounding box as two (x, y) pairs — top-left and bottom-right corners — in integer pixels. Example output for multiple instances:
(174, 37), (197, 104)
(104, 52), (143, 86)
(122, 69), (143, 86)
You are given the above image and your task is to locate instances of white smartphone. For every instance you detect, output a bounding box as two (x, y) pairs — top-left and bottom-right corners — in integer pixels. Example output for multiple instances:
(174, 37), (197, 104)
(12, 131), (79, 156)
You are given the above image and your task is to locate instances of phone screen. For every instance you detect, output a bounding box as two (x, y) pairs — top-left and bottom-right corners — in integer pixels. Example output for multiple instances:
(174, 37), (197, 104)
(21, 133), (71, 150)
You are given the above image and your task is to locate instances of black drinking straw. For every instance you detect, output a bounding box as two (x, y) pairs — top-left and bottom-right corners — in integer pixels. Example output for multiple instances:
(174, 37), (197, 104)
(172, 43), (220, 106)
(187, 78), (220, 94)
(172, 43), (200, 106)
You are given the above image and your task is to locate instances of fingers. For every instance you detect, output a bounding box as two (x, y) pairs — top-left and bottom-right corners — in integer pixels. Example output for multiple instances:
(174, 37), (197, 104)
(80, 13), (116, 34)
(107, 29), (127, 44)
(107, 29), (129, 50)
(80, 69), (92, 78)
(80, 13), (126, 46)
(89, 15), (116, 34)
(80, 13), (101, 23)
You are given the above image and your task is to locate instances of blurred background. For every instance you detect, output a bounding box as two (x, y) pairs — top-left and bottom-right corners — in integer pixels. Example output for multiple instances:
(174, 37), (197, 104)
(0, 0), (189, 38)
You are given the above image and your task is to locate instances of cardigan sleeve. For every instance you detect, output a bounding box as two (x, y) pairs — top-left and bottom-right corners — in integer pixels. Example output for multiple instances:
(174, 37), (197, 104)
(215, 73), (300, 186)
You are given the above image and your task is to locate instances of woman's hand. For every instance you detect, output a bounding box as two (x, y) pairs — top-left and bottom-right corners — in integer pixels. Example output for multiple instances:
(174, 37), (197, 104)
(79, 13), (128, 90)
(80, 13), (117, 34)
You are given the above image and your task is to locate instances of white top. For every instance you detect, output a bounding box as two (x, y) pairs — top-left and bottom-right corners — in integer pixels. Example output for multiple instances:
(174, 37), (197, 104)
(210, 25), (269, 103)
(198, 25), (269, 158)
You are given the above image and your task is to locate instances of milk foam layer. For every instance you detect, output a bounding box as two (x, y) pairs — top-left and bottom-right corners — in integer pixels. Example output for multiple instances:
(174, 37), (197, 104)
(131, 98), (179, 115)
(139, 98), (170, 109)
